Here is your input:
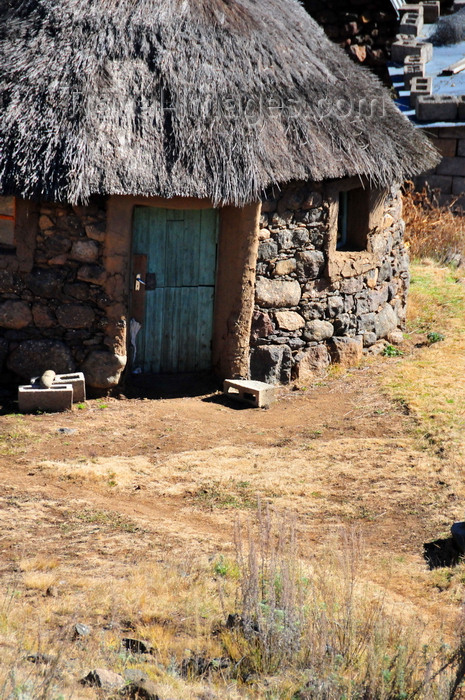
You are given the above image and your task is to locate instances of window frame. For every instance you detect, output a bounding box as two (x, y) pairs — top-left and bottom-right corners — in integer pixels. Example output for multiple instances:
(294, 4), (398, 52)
(324, 177), (387, 280)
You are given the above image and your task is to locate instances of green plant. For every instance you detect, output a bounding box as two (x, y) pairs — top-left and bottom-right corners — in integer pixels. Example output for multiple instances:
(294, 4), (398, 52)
(383, 344), (404, 357)
(213, 556), (229, 577)
(427, 331), (445, 344)
(213, 556), (239, 579)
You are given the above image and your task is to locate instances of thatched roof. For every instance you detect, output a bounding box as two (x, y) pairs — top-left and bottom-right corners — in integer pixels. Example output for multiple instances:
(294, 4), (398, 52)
(0, 0), (438, 206)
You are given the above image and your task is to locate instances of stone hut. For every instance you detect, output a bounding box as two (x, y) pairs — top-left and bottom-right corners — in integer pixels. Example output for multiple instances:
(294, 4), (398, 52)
(0, 0), (438, 389)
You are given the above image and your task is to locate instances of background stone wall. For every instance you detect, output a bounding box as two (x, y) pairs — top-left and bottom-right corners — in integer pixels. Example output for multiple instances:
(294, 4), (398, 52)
(0, 199), (126, 389)
(250, 181), (409, 384)
(416, 126), (465, 209)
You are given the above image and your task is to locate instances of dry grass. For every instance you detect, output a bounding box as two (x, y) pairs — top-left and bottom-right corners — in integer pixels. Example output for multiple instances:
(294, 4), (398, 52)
(403, 181), (465, 264)
(0, 554), (237, 700)
(1, 252), (465, 697)
(2, 518), (465, 700)
(36, 455), (154, 490)
(33, 439), (462, 533)
(229, 509), (465, 698)
(19, 558), (59, 573)
(383, 262), (465, 455)
(0, 420), (41, 456)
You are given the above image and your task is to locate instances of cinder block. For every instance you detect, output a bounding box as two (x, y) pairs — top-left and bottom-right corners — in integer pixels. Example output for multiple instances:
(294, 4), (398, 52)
(409, 76), (432, 107)
(391, 36), (415, 63)
(399, 3), (423, 15)
(55, 373), (86, 402)
(391, 37), (433, 64)
(416, 95), (458, 122)
(223, 379), (276, 408)
(404, 63), (425, 90)
(452, 195), (465, 212)
(437, 126), (465, 138)
(438, 193), (465, 210)
(420, 42), (433, 62)
(404, 54), (425, 67)
(31, 371), (86, 402)
(422, 1), (440, 23)
(18, 384), (73, 413)
(400, 11), (424, 36)
(436, 156), (465, 177)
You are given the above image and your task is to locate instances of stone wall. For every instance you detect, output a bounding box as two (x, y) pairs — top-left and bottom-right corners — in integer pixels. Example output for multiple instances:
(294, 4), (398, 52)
(416, 126), (465, 210)
(250, 181), (408, 384)
(0, 199), (126, 389)
(0, 184), (408, 391)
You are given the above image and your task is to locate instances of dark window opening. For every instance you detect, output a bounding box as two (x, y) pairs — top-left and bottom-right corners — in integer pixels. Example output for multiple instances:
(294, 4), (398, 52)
(0, 196), (16, 254)
(336, 187), (370, 252)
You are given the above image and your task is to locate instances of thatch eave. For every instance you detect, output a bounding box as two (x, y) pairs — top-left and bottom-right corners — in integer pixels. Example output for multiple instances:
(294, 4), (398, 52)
(0, 0), (439, 206)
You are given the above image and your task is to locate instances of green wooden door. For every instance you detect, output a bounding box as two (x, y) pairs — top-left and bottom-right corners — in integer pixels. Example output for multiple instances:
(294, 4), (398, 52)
(131, 207), (218, 373)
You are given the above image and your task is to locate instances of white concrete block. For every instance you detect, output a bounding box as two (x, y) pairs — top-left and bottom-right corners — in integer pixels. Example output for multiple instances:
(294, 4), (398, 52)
(400, 11), (424, 37)
(19, 384), (73, 413)
(55, 373), (86, 402)
(392, 37), (433, 64)
(223, 379), (276, 408)
(31, 371), (86, 403)
(409, 76), (433, 107)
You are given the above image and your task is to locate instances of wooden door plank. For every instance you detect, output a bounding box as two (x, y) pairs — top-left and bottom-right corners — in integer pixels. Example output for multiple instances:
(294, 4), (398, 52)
(148, 208), (166, 289)
(171, 287), (181, 373)
(166, 208), (184, 222)
(184, 285), (198, 371)
(197, 287), (215, 370)
(132, 206), (217, 374)
(178, 287), (187, 371)
(183, 210), (200, 287)
(199, 209), (218, 287)
(146, 288), (163, 374)
(160, 287), (175, 372)
(165, 219), (185, 288)
(181, 211), (193, 287)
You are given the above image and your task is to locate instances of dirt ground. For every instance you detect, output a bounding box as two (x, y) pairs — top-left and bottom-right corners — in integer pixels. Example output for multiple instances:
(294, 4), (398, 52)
(1, 356), (463, 640)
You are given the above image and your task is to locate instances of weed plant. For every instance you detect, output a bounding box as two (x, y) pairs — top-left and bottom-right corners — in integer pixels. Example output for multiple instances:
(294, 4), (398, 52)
(402, 182), (465, 265)
(383, 344), (404, 357)
(225, 504), (465, 699)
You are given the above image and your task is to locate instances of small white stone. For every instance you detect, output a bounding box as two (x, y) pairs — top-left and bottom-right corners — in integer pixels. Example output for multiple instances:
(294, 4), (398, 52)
(274, 310), (305, 331)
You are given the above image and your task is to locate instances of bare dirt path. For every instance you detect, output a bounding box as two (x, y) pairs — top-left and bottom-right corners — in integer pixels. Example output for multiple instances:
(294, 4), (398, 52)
(1, 362), (462, 632)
